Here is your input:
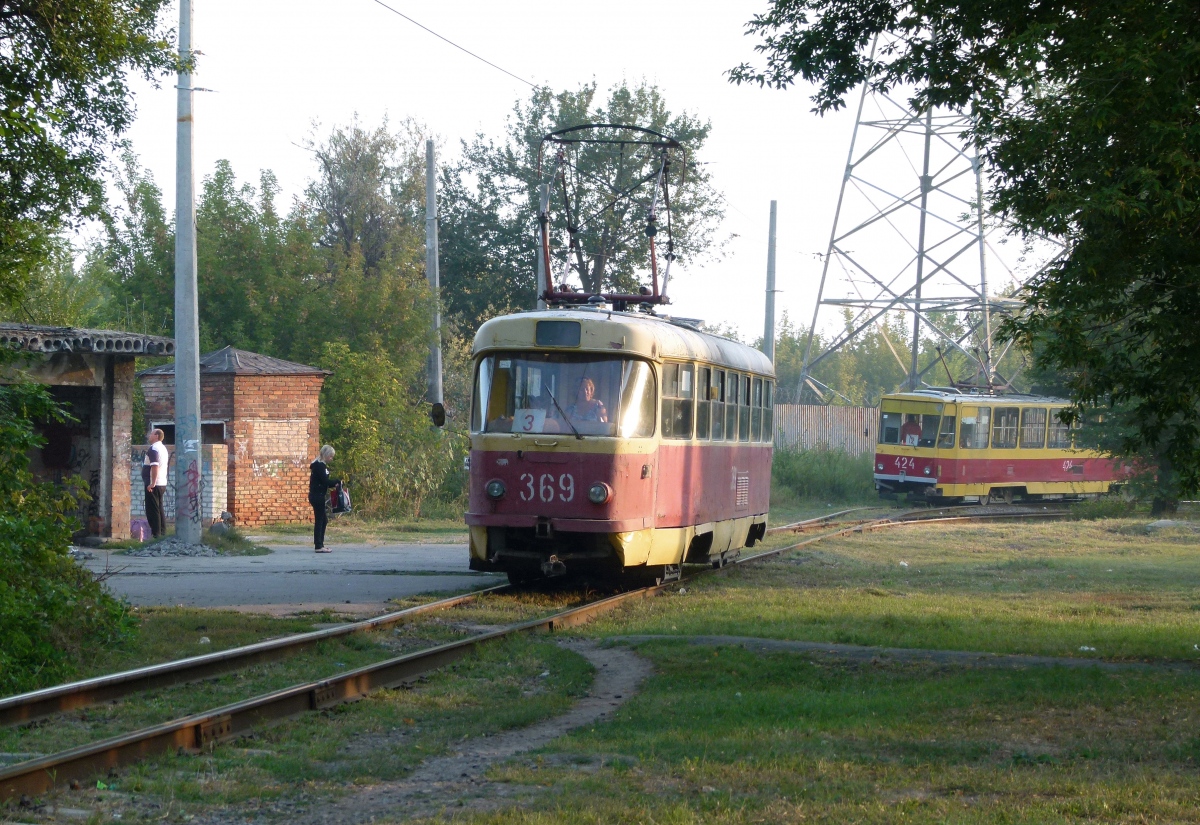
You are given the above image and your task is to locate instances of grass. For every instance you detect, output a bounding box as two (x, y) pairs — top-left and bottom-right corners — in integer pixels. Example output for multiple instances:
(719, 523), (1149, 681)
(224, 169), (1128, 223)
(479, 644), (1200, 824)
(771, 447), (878, 506)
(201, 527), (271, 556)
(588, 518), (1200, 661)
(17, 514), (1200, 822)
(249, 514), (468, 544)
(112, 637), (591, 810)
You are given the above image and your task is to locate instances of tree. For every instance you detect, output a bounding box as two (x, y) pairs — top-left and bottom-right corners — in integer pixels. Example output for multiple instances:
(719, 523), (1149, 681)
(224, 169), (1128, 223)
(304, 117), (425, 277)
(731, 0), (1200, 493)
(93, 148), (176, 335)
(441, 81), (726, 328)
(0, 378), (135, 693)
(0, 237), (102, 326)
(0, 0), (180, 306)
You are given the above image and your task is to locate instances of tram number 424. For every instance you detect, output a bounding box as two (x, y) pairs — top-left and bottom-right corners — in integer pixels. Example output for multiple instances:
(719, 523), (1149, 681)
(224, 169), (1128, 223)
(518, 472), (575, 503)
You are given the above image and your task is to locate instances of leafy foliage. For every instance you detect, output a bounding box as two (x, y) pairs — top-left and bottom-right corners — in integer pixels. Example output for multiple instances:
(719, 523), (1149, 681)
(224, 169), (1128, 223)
(0, 379), (135, 694)
(82, 120), (453, 517)
(440, 81), (726, 327)
(730, 0), (1200, 492)
(0, 0), (179, 307)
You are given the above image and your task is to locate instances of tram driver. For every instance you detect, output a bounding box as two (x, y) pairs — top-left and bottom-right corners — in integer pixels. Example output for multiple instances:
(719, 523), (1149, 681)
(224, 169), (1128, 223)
(564, 377), (608, 425)
(900, 414), (922, 446)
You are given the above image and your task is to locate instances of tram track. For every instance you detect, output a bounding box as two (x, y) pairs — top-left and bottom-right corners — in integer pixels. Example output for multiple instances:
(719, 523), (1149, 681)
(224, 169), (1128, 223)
(0, 584), (512, 729)
(0, 584), (665, 801)
(0, 507), (1070, 803)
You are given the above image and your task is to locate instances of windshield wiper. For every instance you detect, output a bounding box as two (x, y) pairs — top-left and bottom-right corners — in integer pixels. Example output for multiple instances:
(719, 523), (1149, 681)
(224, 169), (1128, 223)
(545, 387), (582, 440)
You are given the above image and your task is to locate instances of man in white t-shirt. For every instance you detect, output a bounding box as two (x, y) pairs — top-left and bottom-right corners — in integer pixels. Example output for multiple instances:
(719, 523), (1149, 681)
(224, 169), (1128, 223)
(144, 428), (170, 538)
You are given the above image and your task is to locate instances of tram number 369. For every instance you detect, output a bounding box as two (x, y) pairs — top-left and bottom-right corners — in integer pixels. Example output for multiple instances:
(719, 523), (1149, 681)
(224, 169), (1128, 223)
(518, 472), (575, 503)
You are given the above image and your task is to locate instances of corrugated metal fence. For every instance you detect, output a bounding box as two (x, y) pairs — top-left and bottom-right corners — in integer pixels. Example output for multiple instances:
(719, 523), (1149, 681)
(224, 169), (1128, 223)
(774, 404), (878, 455)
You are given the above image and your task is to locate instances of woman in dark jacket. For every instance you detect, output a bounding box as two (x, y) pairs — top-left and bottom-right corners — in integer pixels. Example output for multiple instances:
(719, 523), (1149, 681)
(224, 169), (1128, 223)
(309, 445), (339, 552)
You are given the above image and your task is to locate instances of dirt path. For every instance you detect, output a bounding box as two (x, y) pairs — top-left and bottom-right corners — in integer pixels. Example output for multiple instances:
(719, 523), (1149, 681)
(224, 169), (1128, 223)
(614, 634), (1200, 672)
(280, 640), (652, 824)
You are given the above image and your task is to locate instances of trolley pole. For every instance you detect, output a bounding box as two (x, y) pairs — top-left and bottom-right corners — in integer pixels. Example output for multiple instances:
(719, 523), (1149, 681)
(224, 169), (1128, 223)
(536, 184), (549, 310)
(173, 0), (202, 544)
(425, 139), (444, 425)
(763, 200), (777, 363)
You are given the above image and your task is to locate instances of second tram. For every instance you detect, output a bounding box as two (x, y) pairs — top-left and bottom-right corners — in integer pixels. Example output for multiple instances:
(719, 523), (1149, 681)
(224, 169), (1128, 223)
(874, 389), (1124, 504)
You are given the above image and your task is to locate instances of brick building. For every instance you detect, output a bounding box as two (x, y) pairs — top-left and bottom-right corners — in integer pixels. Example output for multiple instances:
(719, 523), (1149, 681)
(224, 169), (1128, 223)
(139, 347), (329, 527)
(1, 322), (175, 540)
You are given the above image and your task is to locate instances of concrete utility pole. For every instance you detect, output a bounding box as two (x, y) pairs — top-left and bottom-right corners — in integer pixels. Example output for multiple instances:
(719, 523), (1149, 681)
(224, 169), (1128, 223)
(763, 200), (777, 363)
(173, 0), (202, 543)
(425, 140), (444, 425)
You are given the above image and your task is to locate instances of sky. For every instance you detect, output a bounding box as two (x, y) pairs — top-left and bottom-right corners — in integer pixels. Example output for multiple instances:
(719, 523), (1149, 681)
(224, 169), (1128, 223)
(116, 0), (866, 343)
(117, 0), (1044, 351)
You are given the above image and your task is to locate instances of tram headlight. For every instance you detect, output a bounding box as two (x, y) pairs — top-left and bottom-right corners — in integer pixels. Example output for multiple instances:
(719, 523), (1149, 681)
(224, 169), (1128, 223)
(485, 479), (506, 500)
(587, 482), (611, 504)
(876, 462), (884, 471)
(923, 466), (932, 476)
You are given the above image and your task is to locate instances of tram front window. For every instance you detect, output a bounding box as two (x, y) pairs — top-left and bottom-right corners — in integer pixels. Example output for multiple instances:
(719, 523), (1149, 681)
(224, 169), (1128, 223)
(879, 401), (942, 447)
(472, 353), (656, 437)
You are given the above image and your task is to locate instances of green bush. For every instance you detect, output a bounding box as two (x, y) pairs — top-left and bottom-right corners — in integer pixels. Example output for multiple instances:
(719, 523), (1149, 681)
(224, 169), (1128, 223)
(0, 382), (135, 695)
(771, 446), (877, 504)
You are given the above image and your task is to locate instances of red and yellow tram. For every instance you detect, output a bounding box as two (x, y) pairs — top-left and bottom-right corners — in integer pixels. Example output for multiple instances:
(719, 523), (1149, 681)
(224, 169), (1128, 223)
(467, 309), (775, 584)
(874, 389), (1123, 504)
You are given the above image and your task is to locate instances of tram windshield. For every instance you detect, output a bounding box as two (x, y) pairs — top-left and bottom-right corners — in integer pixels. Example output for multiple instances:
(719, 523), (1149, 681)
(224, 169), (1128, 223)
(472, 353), (657, 438)
(879, 400), (942, 447)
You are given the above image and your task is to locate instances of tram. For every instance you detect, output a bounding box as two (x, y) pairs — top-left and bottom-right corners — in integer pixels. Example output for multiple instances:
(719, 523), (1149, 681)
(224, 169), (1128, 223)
(466, 309), (774, 584)
(873, 389), (1124, 504)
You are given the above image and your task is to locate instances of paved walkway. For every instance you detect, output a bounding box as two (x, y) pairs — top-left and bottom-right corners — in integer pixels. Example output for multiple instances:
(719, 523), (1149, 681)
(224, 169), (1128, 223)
(79, 539), (499, 616)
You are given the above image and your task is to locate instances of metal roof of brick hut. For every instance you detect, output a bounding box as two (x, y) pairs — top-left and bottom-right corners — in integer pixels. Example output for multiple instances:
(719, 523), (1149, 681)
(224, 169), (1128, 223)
(0, 322), (174, 355)
(138, 346), (329, 377)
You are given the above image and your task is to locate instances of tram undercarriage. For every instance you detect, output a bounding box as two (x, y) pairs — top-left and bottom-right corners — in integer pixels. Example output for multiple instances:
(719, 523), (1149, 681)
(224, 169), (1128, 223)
(469, 514), (767, 587)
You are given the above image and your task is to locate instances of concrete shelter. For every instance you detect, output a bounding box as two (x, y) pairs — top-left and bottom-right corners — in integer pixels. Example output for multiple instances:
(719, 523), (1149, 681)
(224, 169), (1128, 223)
(1, 322), (175, 540)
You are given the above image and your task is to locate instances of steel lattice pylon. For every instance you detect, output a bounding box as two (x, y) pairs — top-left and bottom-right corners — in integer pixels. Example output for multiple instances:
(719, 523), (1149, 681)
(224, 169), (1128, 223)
(797, 74), (1061, 403)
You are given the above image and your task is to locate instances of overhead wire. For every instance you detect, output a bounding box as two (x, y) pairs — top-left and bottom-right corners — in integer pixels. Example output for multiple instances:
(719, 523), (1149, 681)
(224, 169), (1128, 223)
(366, 0), (537, 89)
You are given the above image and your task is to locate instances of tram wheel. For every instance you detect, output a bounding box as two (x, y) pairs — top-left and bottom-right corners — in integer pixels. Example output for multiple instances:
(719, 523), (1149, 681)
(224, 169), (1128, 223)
(976, 489), (992, 506)
(506, 569), (538, 587)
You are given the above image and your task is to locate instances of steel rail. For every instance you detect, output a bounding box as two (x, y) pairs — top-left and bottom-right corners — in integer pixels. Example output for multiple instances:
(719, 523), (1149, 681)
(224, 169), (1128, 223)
(765, 507), (878, 534)
(740, 509), (1068, 568)
(0, 585), (663, 801)
(0, 584), (510, 728)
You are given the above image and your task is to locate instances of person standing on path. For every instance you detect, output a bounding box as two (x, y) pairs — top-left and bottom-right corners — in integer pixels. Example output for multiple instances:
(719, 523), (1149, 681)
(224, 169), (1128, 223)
(144, 428), (169, 538)
(309, 445), (339, 553)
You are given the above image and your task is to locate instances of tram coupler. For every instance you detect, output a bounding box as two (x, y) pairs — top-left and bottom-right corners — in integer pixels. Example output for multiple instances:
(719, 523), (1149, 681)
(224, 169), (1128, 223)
(541, 554), (567, 577)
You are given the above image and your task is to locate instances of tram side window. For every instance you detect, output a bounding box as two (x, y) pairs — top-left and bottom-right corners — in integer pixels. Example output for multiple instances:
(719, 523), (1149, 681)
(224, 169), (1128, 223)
(1047, 408), (1073, 449)
(696, 367), (712, 439)
(763, 380), (774, 442)
(880, 410), (902, 444)
(1020, 408), (1047, 448)
(616, 360), (657, 438)
(992, 407), (1019, 448)
(661, 362), (694, 439)
(739, 374), (751, 441)
(726, 373), (740, 441)
(960, 407), (991, 449)
(751, 377), (763, 441)
(711, 369), (725, 440)
(937, 414), (956, 449)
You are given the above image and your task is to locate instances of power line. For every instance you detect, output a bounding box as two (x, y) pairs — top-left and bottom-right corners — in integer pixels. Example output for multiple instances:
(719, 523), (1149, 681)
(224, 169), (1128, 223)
(367, 0), (537, 89)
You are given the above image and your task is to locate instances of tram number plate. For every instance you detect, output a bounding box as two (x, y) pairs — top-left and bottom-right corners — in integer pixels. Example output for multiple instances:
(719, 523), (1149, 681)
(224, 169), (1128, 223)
(519, 472), (575, 503)
(893, 456), (916, 470)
